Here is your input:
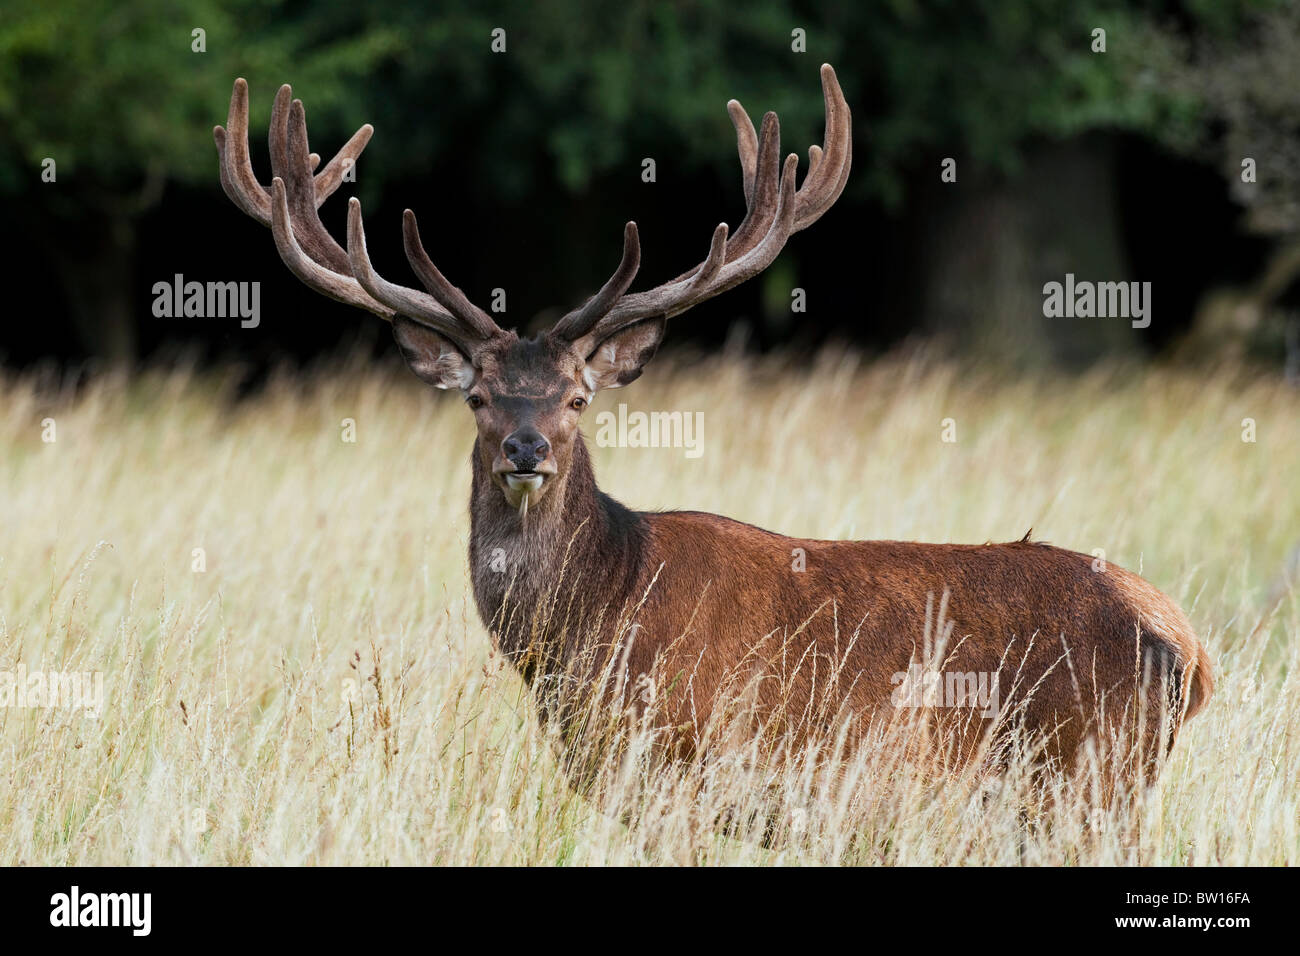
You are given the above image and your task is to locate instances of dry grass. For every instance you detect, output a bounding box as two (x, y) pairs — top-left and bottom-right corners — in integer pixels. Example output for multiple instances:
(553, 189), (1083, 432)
(0, 345), (1296, 865)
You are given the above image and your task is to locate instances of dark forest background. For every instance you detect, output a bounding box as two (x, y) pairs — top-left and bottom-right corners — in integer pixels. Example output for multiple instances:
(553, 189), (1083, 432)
(3, 0), (1299, 378)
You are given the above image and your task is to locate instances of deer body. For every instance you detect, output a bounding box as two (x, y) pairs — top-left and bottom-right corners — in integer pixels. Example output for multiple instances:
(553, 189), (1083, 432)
(215, 64), (1212, 796)
(469, 423), (1212, 782)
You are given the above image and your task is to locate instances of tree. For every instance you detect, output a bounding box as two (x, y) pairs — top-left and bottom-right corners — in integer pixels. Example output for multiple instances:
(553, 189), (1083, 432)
(0, 0), (401, 361)
(0, 0), (1272, 364)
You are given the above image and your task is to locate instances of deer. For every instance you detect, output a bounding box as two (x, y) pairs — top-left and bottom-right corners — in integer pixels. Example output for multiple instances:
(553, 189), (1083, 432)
(214, 64), (1213, 815)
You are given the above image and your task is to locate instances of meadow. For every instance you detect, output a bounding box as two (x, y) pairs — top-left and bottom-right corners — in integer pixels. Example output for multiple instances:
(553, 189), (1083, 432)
(0, 345), (1296, 865)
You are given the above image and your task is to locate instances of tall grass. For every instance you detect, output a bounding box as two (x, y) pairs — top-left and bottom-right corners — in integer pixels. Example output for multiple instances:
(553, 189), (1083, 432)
(0, 346), (1295, 865)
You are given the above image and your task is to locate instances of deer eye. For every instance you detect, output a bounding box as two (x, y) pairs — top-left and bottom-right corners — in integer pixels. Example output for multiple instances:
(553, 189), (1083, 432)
(570, 396), (587, 411)
(466, 394), (484, 410)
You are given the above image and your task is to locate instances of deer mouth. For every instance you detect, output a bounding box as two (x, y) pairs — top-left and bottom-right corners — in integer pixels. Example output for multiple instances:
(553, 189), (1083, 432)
(500, 470), (549, 516)
(504, 472), (544, 492)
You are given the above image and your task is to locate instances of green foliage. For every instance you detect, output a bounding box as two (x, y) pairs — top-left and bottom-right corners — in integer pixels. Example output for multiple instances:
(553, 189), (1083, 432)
(0, 0), (1268, 210)
(0, 0), (399, 202)
(1145, 0), (1300, 233)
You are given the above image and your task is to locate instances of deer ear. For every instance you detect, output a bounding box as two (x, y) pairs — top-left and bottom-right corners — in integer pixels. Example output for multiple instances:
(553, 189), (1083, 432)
(392, 316), (476, 390)
(582, 317), (666, 390)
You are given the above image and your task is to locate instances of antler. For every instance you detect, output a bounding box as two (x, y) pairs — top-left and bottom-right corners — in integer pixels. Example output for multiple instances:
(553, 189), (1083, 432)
(551, 63), (851, 349)
(213, 78), (500, 350)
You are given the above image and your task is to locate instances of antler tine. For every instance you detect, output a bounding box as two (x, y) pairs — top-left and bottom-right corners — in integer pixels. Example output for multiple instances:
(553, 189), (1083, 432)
(347, 199), (488, 348)
(267, 84), (293, 186)
(215, 79), (377, 227)
(716, 110), (783, 270)
(277, 96), (354, 273)
(679, 221), (731, 298)
(551, 222), (643, 340)
(575, 221), (729, 350)
(727, 100), (758, 206)
(402, 210), (503, 340)
(313, 123), (373, 205)
(552, 64), (850, 348)
(269, 178), (393, 319)
(793, 63), (852, 230)
(214, 78), (271, 225)
(711, 153), (799, 296)
(215, 79), (500, 345)
(632, 154), (796, 323)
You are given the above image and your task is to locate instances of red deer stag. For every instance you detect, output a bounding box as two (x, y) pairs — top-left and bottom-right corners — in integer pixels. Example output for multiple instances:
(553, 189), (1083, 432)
(215, 65), (1212, 804)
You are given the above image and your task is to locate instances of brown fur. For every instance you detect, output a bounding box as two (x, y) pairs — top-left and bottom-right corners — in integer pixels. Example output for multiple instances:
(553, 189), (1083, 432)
(454, 334), (1214, 797)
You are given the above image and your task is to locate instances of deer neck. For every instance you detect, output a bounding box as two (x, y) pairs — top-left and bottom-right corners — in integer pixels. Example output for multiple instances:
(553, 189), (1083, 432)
(467, 437), (647, 674)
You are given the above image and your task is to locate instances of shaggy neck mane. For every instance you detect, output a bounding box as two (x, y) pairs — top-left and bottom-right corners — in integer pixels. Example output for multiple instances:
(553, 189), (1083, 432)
(467, 435), (648, 675)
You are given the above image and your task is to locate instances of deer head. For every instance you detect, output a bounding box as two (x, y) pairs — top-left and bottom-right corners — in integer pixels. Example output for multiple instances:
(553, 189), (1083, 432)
(214, 66), (850, 516)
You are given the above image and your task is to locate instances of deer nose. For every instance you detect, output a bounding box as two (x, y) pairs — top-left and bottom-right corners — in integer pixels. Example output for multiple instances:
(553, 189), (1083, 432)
(502, 428), (550, 471)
